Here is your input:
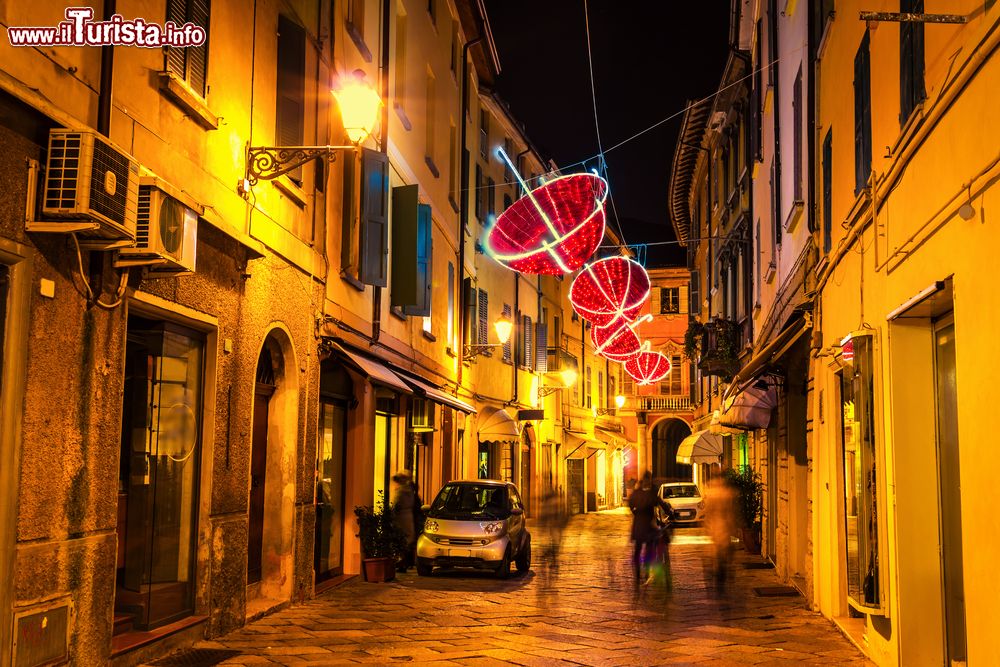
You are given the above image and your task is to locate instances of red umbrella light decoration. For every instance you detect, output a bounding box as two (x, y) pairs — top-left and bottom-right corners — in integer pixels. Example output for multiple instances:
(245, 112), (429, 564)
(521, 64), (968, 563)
(569, 256), (650, 327)
(624, 350), (672, 385)
(485, 148), (608, 275)
(591, 314), (651, 361)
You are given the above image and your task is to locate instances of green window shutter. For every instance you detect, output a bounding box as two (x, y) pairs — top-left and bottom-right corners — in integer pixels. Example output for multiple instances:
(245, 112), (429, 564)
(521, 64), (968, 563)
(360, 148), (389, 286)
(391, 185), (419, 308)
(403, 203), (433, 316)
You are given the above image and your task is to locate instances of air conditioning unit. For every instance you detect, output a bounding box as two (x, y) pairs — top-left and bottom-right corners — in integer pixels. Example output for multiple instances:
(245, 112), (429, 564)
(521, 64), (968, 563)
(117, 184), (197, 275)
(42, 129), (140, 240)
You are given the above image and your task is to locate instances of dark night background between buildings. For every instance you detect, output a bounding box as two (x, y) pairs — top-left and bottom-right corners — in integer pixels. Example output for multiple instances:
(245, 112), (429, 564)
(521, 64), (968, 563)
(485, 0), (731, 266)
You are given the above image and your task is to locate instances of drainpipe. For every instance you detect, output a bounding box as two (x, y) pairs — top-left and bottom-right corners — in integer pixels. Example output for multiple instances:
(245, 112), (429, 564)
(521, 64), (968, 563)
(372, 0), (391, 343)
(456, 36), (483, 388)
(96, 0), (115, 136)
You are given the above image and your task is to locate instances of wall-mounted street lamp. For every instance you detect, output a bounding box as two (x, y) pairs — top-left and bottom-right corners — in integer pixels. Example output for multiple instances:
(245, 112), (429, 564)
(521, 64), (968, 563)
(464, 314), (514, 359)
(538, 367), (578, 398)
(245, 70), (383, 185)
(597, 394), (627, 416)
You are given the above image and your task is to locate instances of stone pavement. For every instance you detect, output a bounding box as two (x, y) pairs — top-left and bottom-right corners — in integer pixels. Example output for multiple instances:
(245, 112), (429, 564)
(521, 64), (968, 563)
(166, 509), (871, 666)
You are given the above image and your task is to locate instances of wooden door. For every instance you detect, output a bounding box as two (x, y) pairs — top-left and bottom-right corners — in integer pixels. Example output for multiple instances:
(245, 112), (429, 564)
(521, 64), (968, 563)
(247, 385), (271, 584)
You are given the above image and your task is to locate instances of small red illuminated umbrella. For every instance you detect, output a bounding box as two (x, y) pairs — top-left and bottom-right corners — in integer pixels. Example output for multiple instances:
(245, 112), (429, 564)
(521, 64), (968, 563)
(591, 316), (647, 361)
(570, 256), (651, 327)
(486, 173), (608, 275)
(624, 351), (672, 385)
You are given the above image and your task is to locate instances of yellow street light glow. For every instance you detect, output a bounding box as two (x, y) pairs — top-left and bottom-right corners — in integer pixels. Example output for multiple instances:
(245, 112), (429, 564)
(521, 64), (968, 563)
(615, 394), (626, 409)
(560, 367), (578, 388)
(333, 73), (382, 145)
(493, 315), (513, 345)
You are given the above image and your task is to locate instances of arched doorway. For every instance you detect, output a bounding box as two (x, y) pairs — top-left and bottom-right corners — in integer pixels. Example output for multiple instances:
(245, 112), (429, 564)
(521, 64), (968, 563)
(247, 330), (298, 608)
(650, 418), (692, 482)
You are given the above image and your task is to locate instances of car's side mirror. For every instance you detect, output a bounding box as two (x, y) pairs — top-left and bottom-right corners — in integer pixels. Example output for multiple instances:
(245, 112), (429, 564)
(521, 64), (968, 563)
(510, 508), (524, 516)
(421, 504), (431, 512)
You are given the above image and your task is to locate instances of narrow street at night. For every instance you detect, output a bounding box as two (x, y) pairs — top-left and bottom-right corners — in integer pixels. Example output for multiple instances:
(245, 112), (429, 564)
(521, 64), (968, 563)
(170, 511), (869, 666)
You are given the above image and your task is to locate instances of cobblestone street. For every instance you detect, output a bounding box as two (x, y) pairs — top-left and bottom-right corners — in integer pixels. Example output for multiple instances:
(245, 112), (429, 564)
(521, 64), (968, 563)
(166, 510), (870, 666)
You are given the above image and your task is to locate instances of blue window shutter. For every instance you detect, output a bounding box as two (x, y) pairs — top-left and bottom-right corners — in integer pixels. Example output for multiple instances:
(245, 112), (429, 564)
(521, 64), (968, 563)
(534, 322), (548, 373)
(403, 203), (433, 316)
(360, 148), (389, 286)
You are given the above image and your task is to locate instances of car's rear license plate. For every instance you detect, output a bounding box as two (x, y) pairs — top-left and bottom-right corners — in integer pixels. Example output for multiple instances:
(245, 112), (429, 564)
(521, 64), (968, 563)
(449, 549), (472, 558)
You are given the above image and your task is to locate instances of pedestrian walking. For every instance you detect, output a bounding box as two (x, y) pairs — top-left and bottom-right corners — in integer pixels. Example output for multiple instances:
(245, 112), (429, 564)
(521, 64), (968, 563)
(391, 470), (420, 572)
(703, 475), (737, 592)
(627, 470), (668, 586)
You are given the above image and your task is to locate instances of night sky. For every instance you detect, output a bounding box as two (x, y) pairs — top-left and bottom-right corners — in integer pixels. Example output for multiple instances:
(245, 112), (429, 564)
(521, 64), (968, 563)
(484, 1), (731, 266)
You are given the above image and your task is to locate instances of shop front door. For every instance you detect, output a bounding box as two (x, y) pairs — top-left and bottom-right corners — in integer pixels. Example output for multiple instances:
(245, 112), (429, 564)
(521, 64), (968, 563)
(315, 400), (347, 582)
(115, 318), (203, 631)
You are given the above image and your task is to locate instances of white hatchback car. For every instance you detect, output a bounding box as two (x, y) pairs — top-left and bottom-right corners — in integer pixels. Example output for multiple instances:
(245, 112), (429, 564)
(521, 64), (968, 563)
(658, 482), (705, 524)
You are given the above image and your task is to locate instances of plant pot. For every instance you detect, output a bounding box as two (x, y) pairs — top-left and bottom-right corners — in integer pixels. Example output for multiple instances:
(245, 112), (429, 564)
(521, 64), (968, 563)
(362, 556), (396, 583)
(741, 528), (762, 555)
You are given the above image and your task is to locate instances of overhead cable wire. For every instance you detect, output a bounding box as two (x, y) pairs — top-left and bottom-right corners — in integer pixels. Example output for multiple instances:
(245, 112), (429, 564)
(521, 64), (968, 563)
(582, 0), (627, 248)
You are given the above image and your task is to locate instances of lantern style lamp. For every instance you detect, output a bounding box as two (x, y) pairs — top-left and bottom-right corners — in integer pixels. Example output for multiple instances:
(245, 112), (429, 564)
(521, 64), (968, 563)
(464, 314), (515, 359)
(597, 391), (628, 416)
(246, 70), (382, 185)
(615, 394), (626, 409)
(539, 367), (578, 398)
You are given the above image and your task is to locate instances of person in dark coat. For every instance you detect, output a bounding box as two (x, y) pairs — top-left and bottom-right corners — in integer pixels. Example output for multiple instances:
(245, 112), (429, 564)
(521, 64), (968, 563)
(392, 470), (418, 571)
(628, 470), (668, 584)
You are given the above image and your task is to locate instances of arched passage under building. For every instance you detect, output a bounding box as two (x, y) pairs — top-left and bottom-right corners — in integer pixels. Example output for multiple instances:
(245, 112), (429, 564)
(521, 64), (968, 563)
(650, 418), (692, 483)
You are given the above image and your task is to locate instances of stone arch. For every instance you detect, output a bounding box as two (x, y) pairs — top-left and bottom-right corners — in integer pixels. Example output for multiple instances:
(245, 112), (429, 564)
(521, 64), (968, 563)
(649, 417), (692, 483)
(247, 325), (299, 607)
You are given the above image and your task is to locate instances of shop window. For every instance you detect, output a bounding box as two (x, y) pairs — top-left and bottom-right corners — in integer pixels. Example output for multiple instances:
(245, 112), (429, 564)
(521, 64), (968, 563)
(840, 333), (882, 610)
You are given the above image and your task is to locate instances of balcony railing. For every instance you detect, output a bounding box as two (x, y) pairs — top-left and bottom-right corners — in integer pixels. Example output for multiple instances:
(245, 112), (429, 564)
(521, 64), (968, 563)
(632, 396), (692, 412)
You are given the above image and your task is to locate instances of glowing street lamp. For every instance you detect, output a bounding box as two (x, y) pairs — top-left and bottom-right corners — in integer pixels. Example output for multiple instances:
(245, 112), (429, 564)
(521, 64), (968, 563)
(332, 72), (383, 145)
(464, 314), (515, 359)
(245, 70), (383, 185)
(615, 394), (626, 409)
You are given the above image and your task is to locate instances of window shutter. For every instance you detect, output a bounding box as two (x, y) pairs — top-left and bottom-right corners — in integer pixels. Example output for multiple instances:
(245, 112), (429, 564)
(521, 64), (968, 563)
(690, 271), (700, 314)
(477, 288), (488, 347)
(679, 285), (689, 315)
(822, 131), (833, 253)
(412, 203), (433, 315)
(360, 148), (389, 286)
(276, 16), (306, 181)
(475, 164), (485, 222)
(523, 316), (533, 369)
(462, 278), (476, 347)
(391, 185), (419, 308)
(651, 287), (661, 315)
(502, 304), (512, 362)
(854, 31), (872, 195)
(534, 322), (548, 373)
(187, 0), (210, 95)
(165, 0), (187, 76)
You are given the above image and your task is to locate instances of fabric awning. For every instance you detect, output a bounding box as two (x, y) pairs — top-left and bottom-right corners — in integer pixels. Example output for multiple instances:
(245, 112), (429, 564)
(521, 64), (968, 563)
(676, 430), (724, 465)
(477, 407), (520, 441)
(719, 384), (778, 429)
(563, 429), (603, 458)
(594, 425), (627, 447)
(330, 343), (412, 394)
(722, 315), (812, 403)
(397, 374), (476, 414)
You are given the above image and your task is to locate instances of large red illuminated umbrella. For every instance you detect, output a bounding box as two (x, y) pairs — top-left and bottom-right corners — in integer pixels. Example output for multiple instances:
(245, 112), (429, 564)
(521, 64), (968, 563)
(570, 256), (650, 327)
(486, 173), (608, 275)
(624, 351), (672, 385)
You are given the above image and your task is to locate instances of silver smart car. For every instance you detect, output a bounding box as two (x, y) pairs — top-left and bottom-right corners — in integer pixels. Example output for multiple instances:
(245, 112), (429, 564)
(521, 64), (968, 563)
(416, 480), (531, 578)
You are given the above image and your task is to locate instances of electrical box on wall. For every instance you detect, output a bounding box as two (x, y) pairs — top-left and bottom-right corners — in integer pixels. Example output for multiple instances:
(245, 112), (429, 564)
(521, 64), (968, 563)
(12, 600), (71, 667)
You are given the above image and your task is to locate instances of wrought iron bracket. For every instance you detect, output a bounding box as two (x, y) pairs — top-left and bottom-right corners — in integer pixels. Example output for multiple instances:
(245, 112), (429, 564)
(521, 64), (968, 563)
(537, 385), (564, 398)
(463, 343), (500, 360)
(245, 145), (357, 185)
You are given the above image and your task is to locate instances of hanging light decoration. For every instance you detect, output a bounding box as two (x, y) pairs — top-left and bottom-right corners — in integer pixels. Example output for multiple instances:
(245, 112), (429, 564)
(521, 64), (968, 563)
(569, 256), (650, 327)
(485, 168), (608, 275)
(624, 350), (672, 385)
(591, 314), (650, 361)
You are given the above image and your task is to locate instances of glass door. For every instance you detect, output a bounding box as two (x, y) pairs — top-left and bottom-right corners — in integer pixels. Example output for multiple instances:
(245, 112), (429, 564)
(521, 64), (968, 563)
(315, 401), (347, 581)
(117, 318), (203, 630)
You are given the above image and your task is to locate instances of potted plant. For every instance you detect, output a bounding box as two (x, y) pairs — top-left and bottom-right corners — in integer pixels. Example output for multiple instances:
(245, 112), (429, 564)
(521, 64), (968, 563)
(354, 491), (407, 582)
(724, 466), (763, 554)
